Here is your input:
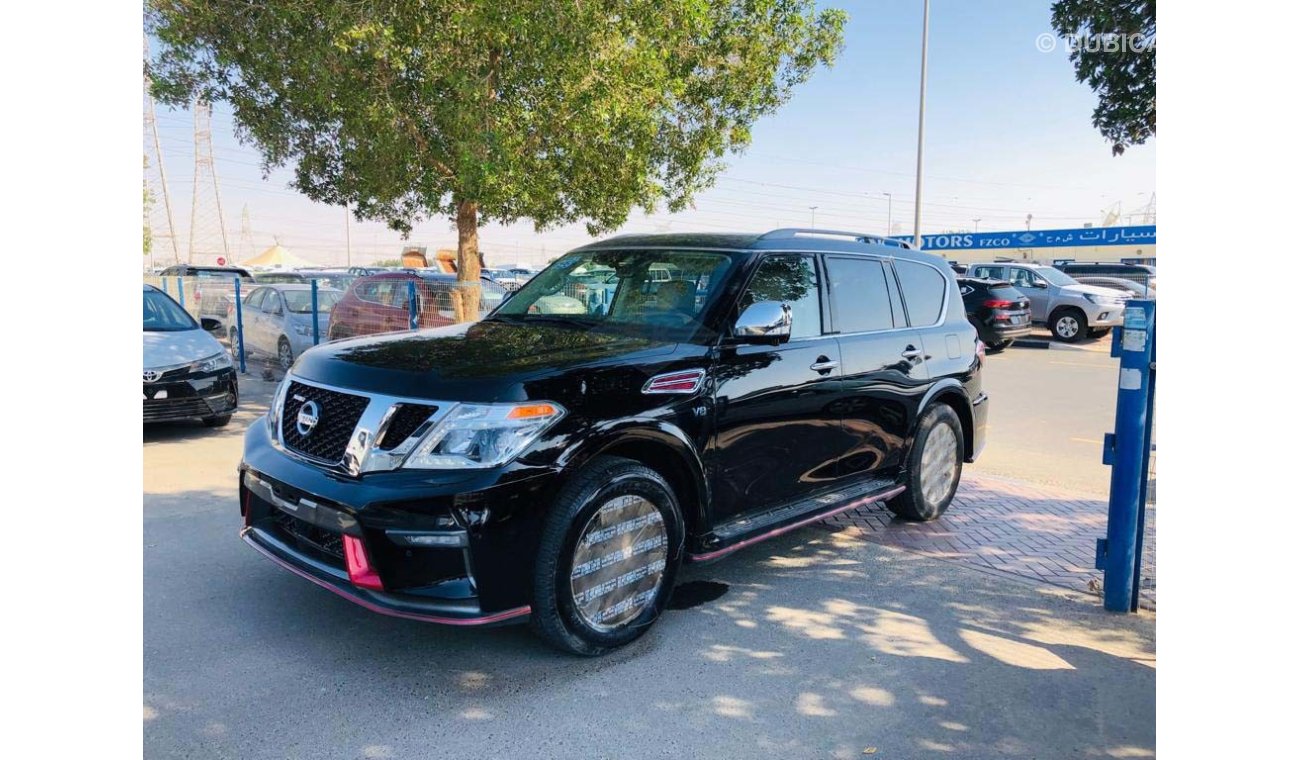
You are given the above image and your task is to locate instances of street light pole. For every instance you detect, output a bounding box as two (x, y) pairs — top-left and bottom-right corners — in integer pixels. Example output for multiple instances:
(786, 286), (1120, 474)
(973, 217), (982, 232)
(912, 0), (931, 249)
(809, 206), (818, 229)
(883, 193), (893, 236)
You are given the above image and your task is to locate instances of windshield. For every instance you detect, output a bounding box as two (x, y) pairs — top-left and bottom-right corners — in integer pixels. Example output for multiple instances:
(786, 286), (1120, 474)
(1037, 267), (1078, 287)
(143, 289), (198, 332)
(283, 289), (342, 313)
(491, 250), (736, 341)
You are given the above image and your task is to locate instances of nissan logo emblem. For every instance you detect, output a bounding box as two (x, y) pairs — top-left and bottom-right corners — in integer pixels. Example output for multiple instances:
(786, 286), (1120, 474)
(296, 400), (321, 436)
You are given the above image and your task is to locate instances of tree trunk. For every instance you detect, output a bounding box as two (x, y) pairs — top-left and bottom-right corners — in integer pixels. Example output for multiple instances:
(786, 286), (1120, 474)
(454, 199), (481, 322)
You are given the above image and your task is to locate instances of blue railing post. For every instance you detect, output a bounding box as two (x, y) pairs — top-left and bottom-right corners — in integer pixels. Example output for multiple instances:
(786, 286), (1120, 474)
(408, 280), (418, 330)
(234, 276), (246, 374)
(1098, 299), (1156, 612)
(310, 279), (320, 345)
(176, 277), (185, 309)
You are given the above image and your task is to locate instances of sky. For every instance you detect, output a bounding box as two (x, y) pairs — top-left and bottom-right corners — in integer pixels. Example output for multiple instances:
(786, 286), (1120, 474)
(144, 0), (1156, 269)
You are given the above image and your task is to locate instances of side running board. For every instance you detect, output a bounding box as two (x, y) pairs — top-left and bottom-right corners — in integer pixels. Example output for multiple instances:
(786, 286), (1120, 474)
(689, 480), (904, 562)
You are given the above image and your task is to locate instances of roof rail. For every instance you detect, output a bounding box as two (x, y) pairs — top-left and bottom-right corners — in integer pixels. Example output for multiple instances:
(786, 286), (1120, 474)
(758, 227), (914, 250)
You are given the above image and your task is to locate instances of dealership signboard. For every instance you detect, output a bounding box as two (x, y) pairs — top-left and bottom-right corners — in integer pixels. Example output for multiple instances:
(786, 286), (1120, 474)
(898, 225), (1156, 252)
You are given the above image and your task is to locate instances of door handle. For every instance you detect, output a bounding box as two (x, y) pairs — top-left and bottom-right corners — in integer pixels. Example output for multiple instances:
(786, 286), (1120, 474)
(810, 358), (840, 373)
(901, 346), (924, 360)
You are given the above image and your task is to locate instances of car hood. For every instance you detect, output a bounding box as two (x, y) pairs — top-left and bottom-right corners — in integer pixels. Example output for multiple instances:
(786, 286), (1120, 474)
(144, 328), (226, 370)
(1062, 283), (1130, 299)
(291, 320), (678, 402)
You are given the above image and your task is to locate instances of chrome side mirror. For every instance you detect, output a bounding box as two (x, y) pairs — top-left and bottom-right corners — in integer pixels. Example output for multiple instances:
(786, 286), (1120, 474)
(733, 301), (792, 344)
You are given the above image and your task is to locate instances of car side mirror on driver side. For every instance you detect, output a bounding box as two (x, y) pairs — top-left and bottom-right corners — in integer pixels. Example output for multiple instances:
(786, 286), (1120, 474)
(732, 301), (792, 345)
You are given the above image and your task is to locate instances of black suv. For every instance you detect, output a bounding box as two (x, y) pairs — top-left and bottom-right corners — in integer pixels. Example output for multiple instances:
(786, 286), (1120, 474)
(238, 229), (989, 655)
(957, 277), (1033, 352)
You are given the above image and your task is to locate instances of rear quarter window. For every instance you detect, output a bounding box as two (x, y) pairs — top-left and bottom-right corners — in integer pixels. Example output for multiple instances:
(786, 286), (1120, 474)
(894, 260), (947, 326)
(988, 286), (1024, 301)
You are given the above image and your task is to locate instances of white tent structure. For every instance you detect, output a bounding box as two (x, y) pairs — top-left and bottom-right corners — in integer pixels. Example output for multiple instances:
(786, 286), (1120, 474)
(240, 243), (312, 270)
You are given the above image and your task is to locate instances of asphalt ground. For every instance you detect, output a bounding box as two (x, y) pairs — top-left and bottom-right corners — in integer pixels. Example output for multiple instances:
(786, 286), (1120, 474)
(144, 353), (1154, 759)
(980, 335), (1122, 496)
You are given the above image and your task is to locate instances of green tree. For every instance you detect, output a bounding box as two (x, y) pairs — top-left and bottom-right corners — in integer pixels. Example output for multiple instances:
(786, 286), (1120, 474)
(1051, 0), (1156, 155)
(146, 0), (846, 318)
(370, 258), (404, 268)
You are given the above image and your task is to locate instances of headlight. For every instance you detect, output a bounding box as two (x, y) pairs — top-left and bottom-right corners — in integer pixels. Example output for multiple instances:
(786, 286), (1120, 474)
(402, 402), (566, 469)
(191, 351), (232, 373)
(1084, 294), (1123, 305)
(267, 376), (290, 438)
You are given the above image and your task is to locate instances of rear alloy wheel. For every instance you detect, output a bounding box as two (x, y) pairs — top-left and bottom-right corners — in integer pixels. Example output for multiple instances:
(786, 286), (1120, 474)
(1051, 308), (1087, 342)
(277, 337), (294, 370)
(531, 456), (683, 656)
(887, 404), (964, 521)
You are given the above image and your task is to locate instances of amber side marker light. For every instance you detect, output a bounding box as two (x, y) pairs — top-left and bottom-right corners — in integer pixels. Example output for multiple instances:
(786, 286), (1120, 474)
(506, 403), (560, 420)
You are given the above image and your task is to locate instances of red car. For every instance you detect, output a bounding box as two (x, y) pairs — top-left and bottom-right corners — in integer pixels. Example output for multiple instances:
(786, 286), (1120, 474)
(327, 272), (509, 341)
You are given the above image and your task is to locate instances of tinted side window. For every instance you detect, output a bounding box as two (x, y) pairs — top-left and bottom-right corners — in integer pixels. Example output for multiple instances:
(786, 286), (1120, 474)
(1007, 268), (1039, 290)
(262, 290), (282, 314)
(826, 257), (895, 333)
(894, 260), (947, 326)
(970, 265), (1003, 279)
(738, 254), (821, 339)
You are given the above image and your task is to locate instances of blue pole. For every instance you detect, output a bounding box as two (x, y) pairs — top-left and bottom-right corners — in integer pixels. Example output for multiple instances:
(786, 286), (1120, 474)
(1100, 299), (1155, 612)
(176, 277), (185, 309)
(311, 279), (320, 345)
(1129, 322), (1157, 611)
(161, 278), (169, 296)
(234, 277), (246, 374)
(408, 279), (418, 330)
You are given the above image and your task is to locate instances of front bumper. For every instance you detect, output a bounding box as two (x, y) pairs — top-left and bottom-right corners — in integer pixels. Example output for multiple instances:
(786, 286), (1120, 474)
(1083, 304), (1126, 328)
(239, 418), (558, 624)
(143, 367), (238, 422)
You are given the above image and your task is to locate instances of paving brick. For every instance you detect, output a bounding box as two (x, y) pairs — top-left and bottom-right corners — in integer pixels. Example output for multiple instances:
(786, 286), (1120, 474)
(817, 472), (1156, 607)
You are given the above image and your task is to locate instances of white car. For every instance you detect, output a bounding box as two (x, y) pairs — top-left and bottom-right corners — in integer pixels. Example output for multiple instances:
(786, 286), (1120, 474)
(143, 284), (238, 426)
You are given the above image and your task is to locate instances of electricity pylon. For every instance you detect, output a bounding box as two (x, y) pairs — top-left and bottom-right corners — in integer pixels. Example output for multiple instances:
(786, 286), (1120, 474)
(187, 100), (231, 264)
(143, 39), (180, 264)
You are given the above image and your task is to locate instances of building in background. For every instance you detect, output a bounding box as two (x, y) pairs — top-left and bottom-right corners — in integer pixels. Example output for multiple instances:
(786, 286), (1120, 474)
(905, 225), (1156, 265)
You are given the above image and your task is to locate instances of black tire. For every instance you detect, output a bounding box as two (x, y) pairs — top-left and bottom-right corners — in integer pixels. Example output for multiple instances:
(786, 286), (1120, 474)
(277, 337), (294, 370)
(886, 404), (964, 522)
(531, 456), (685, 656)
(228, 328), (242, 359)
(203, 414), (232, 428)
(986, 339), (1011, 354)
(1088, 327), (1112, 339)
(1050, 308), (1088, 342)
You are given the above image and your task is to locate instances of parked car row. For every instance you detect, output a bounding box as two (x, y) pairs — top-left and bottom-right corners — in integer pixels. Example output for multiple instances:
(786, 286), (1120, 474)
(965, 262), (1131, 342)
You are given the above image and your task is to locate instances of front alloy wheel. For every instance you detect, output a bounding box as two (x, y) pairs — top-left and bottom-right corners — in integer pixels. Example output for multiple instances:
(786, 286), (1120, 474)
(532, 456), (683, 655)
(1051, 310), (1086, 342)
(277, 337), (294, 370)
(569, 494), (669, 632)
